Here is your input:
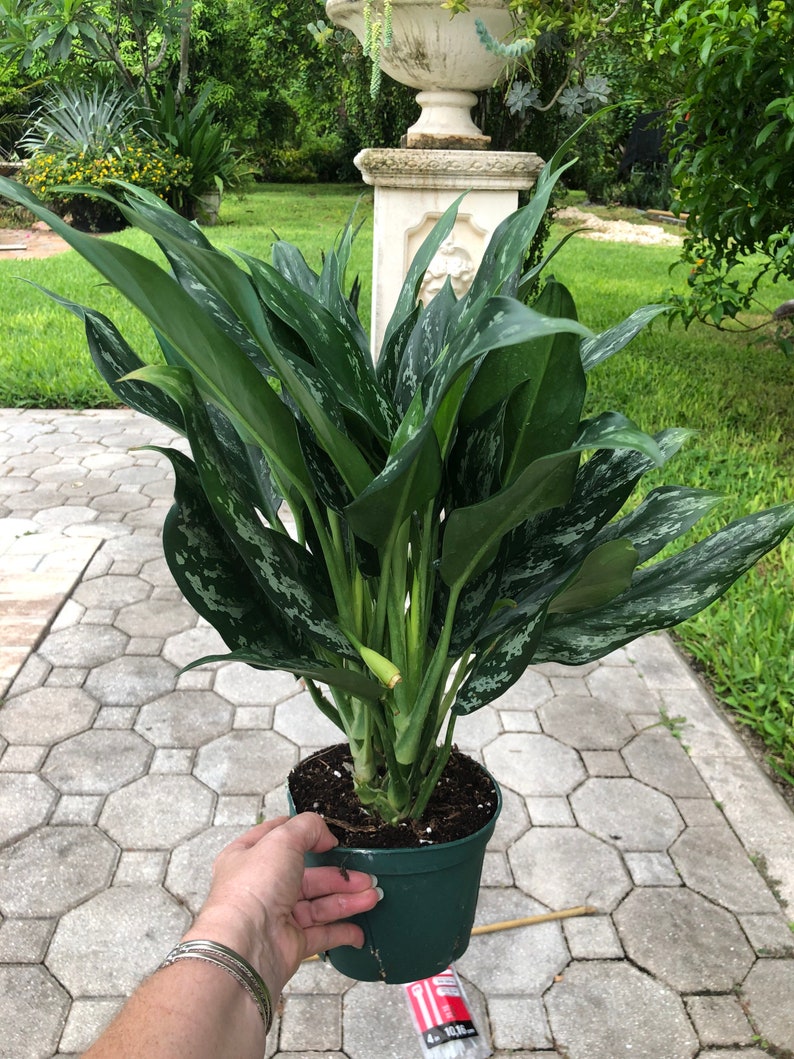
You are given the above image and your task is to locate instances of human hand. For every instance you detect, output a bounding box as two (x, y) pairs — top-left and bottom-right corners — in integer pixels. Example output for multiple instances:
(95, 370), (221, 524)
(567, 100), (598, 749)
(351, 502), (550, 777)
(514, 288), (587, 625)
(182, 813), (381, 999)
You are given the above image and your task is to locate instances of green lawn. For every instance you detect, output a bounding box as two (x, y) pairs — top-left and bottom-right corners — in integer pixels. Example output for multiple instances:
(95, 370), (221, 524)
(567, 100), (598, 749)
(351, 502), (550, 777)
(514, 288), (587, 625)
(1, 182), (792, 781)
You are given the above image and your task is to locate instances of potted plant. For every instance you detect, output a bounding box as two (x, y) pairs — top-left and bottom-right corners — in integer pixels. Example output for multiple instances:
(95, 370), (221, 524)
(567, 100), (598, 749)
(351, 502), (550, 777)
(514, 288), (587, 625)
(1, 129), (791, 983)
(144, 84), (248, 224)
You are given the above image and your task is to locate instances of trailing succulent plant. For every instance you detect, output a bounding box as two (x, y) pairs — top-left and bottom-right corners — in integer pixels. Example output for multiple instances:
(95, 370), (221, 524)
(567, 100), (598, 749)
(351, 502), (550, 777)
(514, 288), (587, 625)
(1, 127), (791, 826)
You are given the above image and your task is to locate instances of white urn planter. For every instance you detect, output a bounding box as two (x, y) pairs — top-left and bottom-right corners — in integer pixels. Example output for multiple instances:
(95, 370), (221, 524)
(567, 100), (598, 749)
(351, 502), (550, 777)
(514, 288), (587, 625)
(326, 0), (513, 146)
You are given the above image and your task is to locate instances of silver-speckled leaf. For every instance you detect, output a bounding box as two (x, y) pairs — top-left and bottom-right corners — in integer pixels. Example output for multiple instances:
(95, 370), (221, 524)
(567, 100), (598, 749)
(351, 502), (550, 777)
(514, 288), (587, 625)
(536, 502), (794, 663)
(581, 304), (671, 372)
(453, 607), (548, 715)
(36, 290), (184, 432)
(158, 447), (303, 658)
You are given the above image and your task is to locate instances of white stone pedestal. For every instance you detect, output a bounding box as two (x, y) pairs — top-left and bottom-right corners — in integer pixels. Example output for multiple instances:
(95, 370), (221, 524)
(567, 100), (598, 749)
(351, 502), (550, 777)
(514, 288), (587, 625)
(356, 148), (544, 356)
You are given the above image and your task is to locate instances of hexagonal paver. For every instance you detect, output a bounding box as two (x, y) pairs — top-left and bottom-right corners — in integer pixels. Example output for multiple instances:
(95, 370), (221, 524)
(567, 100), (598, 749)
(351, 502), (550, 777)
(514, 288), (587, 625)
(489, 785), (530, 851)
(585, 665), (659, 711)
(545, 960), (698, 1059)
(622, 727), (709, 797)
(165, 825), (241, 914)
(115, 598), (195, 639)
(0, 965), (69, 1059)
(43, 730), (151, 794)
(38, 624), (128, 668)
(450, 704), (501, 751)
(614, 888), (755, 991)
(0, 826), (117, 916)
(491, 669), (553, 710)
(47, 884), (189, 996)
(742, 960), (794, 1049)
(510, 827), (631, 912)
(570, 778), (683, 851)
(85, 655), (177, 706)
(457, 887), (569, 994)
(135, 690), (233, 747)
(214, 662), (302, 706)
(162, 626), (228, 670)
(139, 556), (173, 585)
(344, 980), (425, 1059)
(0, 686), (98, 744)
(194, 730), (298, 795)
(0, 773), (57, 845)
(483, 733), (585, 796)
(538, 695), (635, 750)
(670, 826), (780, 913)
(72, 574), (150, 610)
(100, 774), (214, 848)
(274, 691), (346, 748)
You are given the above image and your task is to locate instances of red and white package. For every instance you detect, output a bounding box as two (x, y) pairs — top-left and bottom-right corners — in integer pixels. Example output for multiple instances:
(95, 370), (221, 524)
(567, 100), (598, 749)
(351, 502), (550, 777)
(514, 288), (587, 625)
(404, 965), (491, 1058)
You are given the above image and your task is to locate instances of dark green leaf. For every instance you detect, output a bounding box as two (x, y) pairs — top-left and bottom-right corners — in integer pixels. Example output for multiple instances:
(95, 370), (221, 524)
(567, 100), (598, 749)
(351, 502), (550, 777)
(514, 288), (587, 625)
(580, 305), (671, 371)
(453, 606), (548, 715)
(592, 485), (723, 563)
(157, 447), (302, 658)
(548, 539), (639, 614)
(536, 503), (794, 663)
(34, 289), (183, 433)
(182, 650), (382, 702)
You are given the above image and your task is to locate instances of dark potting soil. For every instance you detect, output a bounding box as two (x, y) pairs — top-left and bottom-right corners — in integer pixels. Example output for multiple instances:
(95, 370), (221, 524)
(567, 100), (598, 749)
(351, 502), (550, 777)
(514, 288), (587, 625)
(288, 743), (498, 849)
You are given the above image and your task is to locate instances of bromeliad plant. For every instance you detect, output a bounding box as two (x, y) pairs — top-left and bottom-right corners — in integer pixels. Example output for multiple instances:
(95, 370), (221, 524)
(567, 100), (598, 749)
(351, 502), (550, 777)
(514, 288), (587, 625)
(1, 131), (792, 828)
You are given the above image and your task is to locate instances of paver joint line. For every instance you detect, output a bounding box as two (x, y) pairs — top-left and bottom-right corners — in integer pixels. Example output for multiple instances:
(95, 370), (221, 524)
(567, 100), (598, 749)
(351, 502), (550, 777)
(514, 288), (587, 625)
(0, 408), (792, 1059)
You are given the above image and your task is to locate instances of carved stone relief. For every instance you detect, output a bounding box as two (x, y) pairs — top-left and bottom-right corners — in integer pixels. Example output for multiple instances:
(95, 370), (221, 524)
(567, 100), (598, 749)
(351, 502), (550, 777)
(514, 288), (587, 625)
(408, 215), (487, 306)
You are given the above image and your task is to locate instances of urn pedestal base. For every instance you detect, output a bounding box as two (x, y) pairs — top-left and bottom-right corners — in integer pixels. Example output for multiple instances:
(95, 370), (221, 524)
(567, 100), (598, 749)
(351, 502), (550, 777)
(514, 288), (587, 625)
(355, 147), (545, 356)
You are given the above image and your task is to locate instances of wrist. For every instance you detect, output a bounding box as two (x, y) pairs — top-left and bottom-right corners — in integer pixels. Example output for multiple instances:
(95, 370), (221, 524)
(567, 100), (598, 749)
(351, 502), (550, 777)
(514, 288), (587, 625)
(182, 910), (284, 1000)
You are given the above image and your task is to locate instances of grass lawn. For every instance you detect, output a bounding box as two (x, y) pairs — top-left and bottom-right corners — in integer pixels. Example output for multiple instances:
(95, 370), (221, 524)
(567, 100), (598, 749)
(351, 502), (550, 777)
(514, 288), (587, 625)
(1, 182), (792, 782)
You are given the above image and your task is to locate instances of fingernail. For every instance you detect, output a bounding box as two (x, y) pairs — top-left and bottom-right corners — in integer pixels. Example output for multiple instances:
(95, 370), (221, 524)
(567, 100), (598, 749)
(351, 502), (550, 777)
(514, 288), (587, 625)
(375, 886), (384, 902)
(369, 874), (379, 888)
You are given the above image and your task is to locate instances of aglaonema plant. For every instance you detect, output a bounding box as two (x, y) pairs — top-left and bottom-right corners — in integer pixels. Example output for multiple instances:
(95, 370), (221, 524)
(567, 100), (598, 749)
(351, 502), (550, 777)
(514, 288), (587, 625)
(1, 126), (792, 827)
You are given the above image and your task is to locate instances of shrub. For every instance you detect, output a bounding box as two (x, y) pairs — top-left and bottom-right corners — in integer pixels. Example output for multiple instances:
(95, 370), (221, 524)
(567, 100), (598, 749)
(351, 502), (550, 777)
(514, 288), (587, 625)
(144, 84), (249, 216)
(23, 140), (192, 231)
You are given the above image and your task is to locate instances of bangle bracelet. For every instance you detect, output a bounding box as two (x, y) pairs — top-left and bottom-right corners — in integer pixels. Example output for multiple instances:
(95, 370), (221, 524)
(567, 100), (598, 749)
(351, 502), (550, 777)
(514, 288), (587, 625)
(159, 939), (273, 1035)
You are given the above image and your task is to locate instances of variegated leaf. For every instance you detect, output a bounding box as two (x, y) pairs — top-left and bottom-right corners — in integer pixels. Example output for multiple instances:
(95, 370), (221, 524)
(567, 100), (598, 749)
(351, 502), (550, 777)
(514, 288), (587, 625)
(580, 304), (671, 371)
(271, 239), (319, 296)
(37, 290), (184, 433)
(459, 155), (577, 313)
(453, 606), (548, 715)
(394, 279), (456, 417)
(446, 399), (506, 509)
(157, 447), (304, 657)
(590, 485), (723, 564)
(432, 543), (507, 654)
(575, 412), (663, 467)
(137, 365), (356, 658)
(378, 195), (463, 384)
(535, 503), (794, 663)
(182, 649), (382, 703)
(242, 254), (395, 440)
(502, 428), (694, 595)
(204, 402), (282, 525)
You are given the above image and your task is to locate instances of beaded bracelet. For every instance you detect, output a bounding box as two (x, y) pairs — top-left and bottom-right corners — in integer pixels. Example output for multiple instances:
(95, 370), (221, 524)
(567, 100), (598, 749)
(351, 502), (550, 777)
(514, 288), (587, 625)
(159, 939), (274, 1035)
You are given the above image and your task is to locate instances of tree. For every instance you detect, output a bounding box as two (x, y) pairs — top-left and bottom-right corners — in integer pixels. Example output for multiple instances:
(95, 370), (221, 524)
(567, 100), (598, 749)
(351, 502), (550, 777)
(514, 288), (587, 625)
(0, 0), (193, 97)
(653, 0), (794, 348)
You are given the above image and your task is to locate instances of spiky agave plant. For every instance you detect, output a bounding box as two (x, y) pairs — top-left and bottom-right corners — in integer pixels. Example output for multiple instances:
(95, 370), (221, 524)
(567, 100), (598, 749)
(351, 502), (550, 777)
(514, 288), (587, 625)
(1, 129), (791, 827)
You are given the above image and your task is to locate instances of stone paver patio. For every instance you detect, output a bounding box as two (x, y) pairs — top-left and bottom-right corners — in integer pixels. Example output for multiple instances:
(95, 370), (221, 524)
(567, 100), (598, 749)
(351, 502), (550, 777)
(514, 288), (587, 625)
(1, 408), (793, 1059)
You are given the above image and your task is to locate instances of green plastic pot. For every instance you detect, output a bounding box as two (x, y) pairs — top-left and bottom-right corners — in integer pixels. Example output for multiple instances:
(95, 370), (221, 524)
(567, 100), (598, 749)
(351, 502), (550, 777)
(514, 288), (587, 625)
(288, 756), (502, 984)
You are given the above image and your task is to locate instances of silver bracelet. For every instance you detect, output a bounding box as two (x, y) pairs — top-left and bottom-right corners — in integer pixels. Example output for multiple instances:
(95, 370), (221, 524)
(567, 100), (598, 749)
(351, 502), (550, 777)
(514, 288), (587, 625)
(159, 939), (273, 1035)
